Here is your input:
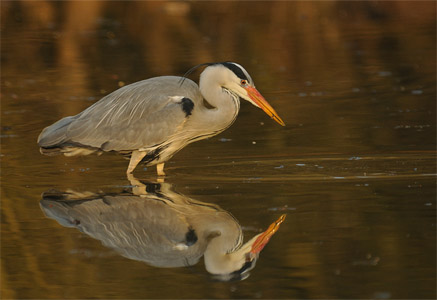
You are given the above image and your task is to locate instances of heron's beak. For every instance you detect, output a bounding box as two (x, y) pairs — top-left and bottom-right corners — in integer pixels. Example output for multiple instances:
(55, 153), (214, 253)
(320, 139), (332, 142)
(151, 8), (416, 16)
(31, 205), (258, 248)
(250, 214), (286, 255)
(245, 86), (285, 126)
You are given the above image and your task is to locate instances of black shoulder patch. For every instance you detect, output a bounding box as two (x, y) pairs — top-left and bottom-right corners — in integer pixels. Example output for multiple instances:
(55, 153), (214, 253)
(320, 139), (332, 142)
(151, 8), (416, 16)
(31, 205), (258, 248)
(180, 97), (194, 117)
(185, 227), (198, 246)
(220, 62), (248, 80)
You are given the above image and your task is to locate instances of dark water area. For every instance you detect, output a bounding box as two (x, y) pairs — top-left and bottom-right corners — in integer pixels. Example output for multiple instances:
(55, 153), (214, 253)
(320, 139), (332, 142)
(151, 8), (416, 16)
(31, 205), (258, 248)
(1, 1), (436, 299)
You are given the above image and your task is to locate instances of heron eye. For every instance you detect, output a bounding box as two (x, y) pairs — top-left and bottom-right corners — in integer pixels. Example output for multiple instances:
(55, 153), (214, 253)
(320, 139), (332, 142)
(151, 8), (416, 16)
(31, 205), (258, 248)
(240, 79), (248, 86)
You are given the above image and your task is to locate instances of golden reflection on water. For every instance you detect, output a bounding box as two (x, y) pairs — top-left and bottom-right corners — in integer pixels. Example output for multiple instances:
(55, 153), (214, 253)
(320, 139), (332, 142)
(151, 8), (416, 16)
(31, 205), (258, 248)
(39, 177), (287, 282)
(1, 1), (436, 299)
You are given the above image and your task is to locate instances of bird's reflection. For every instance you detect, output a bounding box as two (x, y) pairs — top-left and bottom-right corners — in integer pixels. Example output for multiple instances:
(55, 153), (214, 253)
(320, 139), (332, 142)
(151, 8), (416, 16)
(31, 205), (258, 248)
(40, 176), (285, 281)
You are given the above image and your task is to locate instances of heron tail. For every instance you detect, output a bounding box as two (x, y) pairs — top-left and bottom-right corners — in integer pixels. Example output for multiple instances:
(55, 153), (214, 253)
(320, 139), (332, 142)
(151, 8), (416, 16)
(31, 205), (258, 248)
(37, 116), (99, 156)
(38, 116), (75, 147)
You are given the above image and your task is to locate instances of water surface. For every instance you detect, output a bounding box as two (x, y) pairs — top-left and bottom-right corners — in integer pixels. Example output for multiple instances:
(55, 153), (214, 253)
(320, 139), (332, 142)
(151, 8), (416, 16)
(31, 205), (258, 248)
(1, 1), (436, 299)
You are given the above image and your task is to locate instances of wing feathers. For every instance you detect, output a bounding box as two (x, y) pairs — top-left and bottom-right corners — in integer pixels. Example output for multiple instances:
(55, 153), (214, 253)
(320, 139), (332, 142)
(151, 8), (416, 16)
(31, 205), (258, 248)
(38, 76), (201, 154)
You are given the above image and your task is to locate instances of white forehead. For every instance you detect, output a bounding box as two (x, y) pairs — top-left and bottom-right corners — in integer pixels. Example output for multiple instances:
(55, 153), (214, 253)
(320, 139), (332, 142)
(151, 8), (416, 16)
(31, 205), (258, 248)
(218, 62), (254, 85)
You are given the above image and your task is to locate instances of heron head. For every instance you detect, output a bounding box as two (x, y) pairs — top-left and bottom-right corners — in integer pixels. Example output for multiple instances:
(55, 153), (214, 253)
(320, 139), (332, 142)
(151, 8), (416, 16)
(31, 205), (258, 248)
(200, 62), (285, 126)
(206, 214), (286, 281)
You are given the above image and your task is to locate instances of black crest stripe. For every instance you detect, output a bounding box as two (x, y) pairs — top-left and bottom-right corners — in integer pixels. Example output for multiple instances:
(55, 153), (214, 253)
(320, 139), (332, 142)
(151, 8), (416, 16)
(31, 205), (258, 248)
(220, 62), (248, 80)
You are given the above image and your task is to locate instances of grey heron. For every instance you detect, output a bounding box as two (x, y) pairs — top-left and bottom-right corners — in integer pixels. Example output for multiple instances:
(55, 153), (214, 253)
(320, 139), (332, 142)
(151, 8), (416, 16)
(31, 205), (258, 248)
(38, 62), (285, 175)
(40, 178), (286, 280)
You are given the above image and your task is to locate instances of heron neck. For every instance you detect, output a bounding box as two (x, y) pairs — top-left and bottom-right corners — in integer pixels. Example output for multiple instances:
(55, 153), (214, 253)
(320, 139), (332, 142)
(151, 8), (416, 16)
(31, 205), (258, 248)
(202, 222), (245, 275)
(198, 81), (240, 130)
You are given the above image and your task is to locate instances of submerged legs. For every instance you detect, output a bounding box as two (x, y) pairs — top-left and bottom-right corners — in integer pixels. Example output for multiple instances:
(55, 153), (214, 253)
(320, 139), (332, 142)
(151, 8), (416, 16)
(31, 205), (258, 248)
(126, 150), (146, 174)
(126, 150), (166, 176)
(156, 163), (165, 177)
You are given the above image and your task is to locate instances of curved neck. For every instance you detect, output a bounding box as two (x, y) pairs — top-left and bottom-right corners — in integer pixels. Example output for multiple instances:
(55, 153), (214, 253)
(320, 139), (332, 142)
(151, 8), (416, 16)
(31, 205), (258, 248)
(197, 74), (240, 131)
(202, 219), (245, 275)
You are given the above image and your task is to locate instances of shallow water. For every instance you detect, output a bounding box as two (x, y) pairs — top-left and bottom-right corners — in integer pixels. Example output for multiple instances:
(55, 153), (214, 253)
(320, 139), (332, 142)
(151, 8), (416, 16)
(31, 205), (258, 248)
(1, 1), (436, 299)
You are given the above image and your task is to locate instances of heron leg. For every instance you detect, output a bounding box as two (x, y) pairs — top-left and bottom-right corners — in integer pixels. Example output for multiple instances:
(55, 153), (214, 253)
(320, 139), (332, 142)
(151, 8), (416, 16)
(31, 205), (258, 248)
(127, 173), (148, 195)
(127, 150), (146, 174)
(156, 163), (165, 176)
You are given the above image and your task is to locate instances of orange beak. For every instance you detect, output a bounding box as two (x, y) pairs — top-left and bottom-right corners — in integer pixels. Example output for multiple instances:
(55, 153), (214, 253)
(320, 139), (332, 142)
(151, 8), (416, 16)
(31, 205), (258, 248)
(245, 86), (285, 126)
(250, 214), (286, 254)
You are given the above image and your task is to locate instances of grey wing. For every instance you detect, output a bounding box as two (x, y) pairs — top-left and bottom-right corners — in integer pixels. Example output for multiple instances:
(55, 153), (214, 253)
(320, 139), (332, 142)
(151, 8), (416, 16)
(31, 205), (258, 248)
(40, 194), (205, 267)
(39, 76), (200, 151)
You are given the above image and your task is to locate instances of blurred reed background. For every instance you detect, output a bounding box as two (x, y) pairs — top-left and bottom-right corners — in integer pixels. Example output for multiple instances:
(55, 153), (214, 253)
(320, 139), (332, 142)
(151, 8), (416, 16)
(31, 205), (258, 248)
(2, 0), (435, 151)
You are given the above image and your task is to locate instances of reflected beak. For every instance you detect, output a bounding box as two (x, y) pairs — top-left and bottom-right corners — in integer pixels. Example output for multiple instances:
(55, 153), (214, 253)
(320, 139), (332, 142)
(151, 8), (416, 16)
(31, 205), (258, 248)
(250, 214), (286, 255)
(245, 86), (285, 126)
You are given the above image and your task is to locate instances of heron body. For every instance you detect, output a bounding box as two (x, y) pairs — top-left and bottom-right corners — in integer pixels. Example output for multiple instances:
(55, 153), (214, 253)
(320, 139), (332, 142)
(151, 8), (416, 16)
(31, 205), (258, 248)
(38, 62), (284, 175)
(40, 180), (285, 280)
